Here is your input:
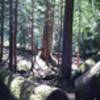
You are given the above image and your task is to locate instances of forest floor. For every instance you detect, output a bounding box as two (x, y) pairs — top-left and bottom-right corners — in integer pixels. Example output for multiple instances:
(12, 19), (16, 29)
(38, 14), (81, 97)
(0, 47), (86, 100)
(1, 47), (100, 100)
(0, 47), (84, 81)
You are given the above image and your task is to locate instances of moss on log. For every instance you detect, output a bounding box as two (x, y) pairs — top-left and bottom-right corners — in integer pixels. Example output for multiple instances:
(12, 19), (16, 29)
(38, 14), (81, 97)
(0, 69), (57, 100)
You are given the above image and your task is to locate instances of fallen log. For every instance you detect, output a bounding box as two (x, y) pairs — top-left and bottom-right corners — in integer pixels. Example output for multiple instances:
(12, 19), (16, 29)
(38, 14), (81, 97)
(0, 69), (35, 100)
(75, 61), (100, 100)
(0, 69), (59, 100)
(45, 89), (69, 100)
(75, 61), (100, 88)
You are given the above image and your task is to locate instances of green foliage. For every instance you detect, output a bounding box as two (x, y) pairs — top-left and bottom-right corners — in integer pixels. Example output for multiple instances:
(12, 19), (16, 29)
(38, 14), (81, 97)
(1, 0), (100, 54)
(73, 0), (100, 55)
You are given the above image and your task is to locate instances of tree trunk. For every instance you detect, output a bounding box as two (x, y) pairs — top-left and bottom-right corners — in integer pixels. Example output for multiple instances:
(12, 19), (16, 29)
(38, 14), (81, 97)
(41, 1), (55, 61)
(9, 0), (18, 72)
(29, 0), (35, 72)
(58, 0), (64, 65)
(61, 0), (74, 81)
(0, 0), (5, 62)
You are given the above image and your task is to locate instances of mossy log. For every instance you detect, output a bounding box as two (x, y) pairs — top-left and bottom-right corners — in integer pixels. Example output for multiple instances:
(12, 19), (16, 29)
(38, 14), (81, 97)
(75, 62), (100, 99)
(0, 69), (57, 100)
(75, 62), (100, 88)
(0, 69), (35, 100)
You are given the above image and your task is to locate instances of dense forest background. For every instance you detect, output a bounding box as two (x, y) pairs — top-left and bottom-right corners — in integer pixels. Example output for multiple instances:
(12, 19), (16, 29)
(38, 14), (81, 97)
(0, 0), (100, 54)
(0, 0), (100, 100)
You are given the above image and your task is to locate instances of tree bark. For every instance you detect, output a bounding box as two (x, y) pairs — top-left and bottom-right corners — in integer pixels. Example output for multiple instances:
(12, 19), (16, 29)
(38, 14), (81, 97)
(41, 1), (55, 61)
(0, 0), (5, 62)
(9, 0), (18, 72)
(61, 0), (74, 81)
